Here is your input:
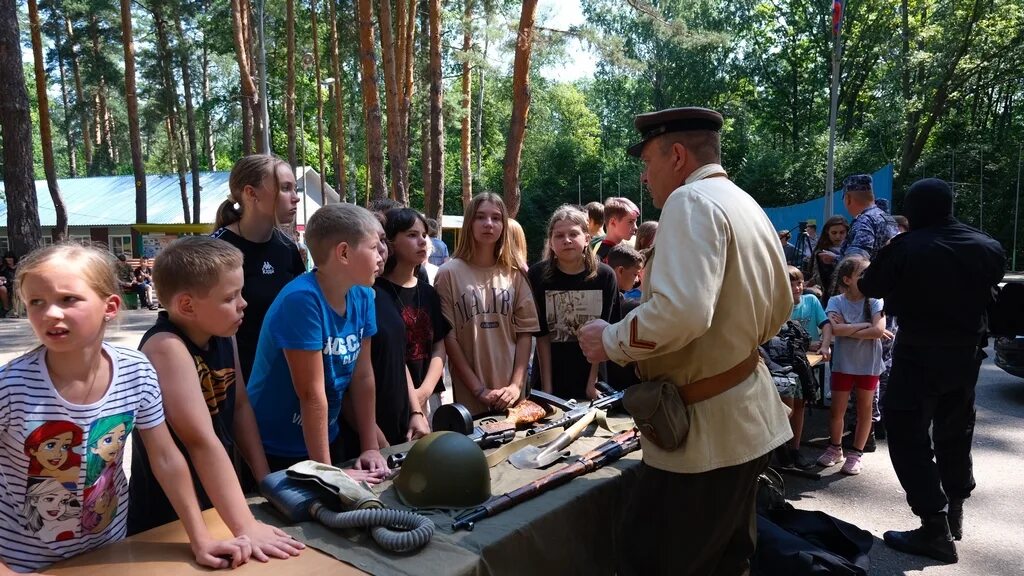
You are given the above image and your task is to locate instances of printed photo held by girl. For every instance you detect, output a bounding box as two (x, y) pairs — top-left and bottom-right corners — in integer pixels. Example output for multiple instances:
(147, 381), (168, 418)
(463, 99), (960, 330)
(818, 256), (887, 475)
(528, 206), (619, 400)
(0, 244), (250, 573)
(435, 193), (540, 416)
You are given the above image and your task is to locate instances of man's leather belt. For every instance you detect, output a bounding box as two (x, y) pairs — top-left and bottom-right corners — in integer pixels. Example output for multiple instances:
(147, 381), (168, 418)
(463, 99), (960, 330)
(678, 349), (761, 406)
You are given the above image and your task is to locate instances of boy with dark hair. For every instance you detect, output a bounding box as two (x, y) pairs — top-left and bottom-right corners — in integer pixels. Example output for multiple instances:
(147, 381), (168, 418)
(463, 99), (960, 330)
(595, 197), (640, 262)
(606, 244), (644, 299)
(585, 201), (606, 251)
(129, 236), (305, 559)
(247, 203), (389, 475)
(605, 244), (645, 391)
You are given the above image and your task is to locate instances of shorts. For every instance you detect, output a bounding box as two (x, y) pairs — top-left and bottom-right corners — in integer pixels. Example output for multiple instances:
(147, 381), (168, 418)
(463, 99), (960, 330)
(830, 372), (879, 392)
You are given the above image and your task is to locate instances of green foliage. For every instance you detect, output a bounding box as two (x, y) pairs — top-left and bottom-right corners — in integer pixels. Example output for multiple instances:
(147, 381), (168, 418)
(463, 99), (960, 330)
(13, 0), (1024, 266)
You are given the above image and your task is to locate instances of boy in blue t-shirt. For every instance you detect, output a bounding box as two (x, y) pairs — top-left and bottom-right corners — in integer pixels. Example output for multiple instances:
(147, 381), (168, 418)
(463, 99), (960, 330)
(789, 266), (827, 351)
(247, 204), (388, 477)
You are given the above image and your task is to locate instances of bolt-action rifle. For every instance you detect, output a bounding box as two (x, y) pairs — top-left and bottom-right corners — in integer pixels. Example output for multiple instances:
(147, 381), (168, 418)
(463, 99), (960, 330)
(452, 428), (641, 531)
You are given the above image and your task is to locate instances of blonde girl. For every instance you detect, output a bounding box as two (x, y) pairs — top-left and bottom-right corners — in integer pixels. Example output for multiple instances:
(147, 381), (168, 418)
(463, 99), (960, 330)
(818, 256), (886, 475)
(0, 244), (250, 572)
(434, 193), (540, 415)
(528, 206), (619, 400)
(506, 218), (529, 270)
(212, 154), (304, 382)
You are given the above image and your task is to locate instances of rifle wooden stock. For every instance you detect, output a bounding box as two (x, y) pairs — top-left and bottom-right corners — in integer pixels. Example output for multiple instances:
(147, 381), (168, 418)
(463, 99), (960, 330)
(452, 429), (641, 531)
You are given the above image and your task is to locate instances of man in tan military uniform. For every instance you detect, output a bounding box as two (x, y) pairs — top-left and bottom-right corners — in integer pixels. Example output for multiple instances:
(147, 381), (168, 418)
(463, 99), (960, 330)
(579, 107), (793, 575)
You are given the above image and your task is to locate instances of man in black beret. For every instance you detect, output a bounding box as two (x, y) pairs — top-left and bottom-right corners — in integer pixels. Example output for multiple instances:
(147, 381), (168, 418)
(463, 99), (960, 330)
(579, 107), (793, 575)
(859, 178), (1005, 564)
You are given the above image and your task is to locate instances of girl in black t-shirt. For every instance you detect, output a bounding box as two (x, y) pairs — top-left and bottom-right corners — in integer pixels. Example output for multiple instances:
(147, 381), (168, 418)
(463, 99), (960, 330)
(210, 154), (304, 383)
(529, 206), (619, 401)
(380, 208), (451, 422)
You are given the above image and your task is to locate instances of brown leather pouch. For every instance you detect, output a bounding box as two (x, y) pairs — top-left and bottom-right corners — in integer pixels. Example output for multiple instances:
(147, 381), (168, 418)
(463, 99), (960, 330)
(622, 380), (689, 451)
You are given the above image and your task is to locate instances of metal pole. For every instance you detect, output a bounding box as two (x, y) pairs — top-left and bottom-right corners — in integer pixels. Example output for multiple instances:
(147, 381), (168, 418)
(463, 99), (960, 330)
(578, 174), (581, 206)
(257, 0), (271, 153)
(1014, 144), (1022, 271)
(824, 15), (842, 219)
(599, 172), (603, 202)
(300, 91), (307, 226)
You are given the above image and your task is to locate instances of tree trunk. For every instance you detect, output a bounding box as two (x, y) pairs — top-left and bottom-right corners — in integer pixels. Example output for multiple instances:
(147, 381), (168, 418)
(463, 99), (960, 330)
(54, 23), (77, 178)
(426, 0), (444, 223)
(231, 0), (256, 155)
(65, 16), (94, 170)
(28, 0), (68, 242)
(476, 0), (490, 179)
(286, 0), (297, 173)
(402, 0), (417, 168)
(90, 17), (114, 169)
(357, 0), (388, 202)
(0, 0), (43, 256)
(328, 0), (347, 200)
(174, 18), (202, 223)
(419, 2), (431, 203)
(119, 0), (147, 230)
(201, 41), (216, 169)
(311, 0), (327, 205)
(154, 2), (191, 223)
(379, 0), (407, 203)
(502, 0), (538, 218)
(242, 0), (264, 152)
(897, 0), (984, 184)
(460, 0), (473, 209)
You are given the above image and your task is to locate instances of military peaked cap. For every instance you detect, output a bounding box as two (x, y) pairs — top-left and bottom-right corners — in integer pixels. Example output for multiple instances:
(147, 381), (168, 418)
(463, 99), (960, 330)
(627, 107), (724, 157)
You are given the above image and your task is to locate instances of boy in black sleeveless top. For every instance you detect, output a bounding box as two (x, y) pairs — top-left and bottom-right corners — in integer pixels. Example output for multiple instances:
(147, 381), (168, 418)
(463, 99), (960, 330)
(128, 236), (304, 561)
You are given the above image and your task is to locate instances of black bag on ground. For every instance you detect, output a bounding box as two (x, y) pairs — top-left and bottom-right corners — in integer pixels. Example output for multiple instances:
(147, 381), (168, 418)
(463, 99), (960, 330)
(753, 508), (873, 576)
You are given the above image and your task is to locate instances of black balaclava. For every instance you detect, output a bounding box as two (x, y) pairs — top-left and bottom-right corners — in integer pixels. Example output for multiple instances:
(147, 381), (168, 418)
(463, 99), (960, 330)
(903, 178), (954, 230)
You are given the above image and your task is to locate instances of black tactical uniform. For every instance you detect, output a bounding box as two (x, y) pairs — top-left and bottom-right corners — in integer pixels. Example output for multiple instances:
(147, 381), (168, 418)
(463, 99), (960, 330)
(859, 178), (1004, 563)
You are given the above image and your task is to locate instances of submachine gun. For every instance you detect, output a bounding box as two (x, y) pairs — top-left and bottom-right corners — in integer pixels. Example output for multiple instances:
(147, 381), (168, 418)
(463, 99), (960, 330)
(452, 429), (641, 531)
(387, 387), (625, 469)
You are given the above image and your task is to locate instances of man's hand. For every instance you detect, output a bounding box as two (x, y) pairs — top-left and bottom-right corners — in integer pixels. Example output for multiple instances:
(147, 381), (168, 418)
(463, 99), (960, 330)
(238, 521), (305, 562)
(578, 319), (611, 363)
(354, 449), (388, 473)
(191, 535), (252, 569)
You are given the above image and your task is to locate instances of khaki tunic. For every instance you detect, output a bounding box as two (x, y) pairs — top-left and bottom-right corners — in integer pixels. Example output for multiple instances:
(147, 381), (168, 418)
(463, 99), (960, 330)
(603, 163), (793, 473)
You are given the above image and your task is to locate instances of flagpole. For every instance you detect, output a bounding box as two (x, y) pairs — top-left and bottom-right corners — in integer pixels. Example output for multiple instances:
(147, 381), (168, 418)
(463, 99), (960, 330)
(1014, 144), (1022, 271)
(825, 1), (844, 219)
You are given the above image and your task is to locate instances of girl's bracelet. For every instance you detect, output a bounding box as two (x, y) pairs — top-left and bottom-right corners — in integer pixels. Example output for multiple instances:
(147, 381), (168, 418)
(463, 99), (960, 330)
(410, 410), (425, 420)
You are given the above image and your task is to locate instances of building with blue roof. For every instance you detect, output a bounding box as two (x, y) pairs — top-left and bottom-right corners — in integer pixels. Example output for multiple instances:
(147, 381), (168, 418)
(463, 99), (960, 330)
(0, 167), (339, 256)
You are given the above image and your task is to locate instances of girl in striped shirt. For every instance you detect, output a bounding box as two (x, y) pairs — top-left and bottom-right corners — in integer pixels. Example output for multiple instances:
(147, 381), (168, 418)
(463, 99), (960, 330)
(0, 244), (250, 574)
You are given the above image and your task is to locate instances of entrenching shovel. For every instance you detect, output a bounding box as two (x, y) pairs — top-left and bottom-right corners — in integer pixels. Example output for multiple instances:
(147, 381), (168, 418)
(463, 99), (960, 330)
(509, 408), (599, 470)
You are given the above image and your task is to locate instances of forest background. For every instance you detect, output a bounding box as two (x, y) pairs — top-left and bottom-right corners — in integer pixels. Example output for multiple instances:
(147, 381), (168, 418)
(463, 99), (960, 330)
(1, 0), (1023, 264)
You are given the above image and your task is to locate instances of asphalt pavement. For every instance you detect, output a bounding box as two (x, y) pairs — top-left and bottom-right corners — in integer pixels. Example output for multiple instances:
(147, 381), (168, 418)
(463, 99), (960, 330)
(1, 312), (1022, 574)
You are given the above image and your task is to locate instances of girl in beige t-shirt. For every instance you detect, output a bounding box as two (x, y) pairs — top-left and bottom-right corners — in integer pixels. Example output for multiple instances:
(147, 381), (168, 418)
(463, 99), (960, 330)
(434, 193), (540, 416)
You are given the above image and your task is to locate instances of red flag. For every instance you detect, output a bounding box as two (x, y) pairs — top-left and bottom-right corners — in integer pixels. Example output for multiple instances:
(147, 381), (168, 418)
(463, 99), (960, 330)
(832, 0), (845, 35)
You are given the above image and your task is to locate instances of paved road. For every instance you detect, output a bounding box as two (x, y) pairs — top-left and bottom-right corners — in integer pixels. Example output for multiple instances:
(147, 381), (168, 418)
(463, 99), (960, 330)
(790, 348), (1024, 575)
(2, 312), (1022, 574)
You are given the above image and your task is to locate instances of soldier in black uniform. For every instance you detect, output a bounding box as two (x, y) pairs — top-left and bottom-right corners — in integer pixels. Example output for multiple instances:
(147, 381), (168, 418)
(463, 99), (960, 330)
(858, 178), (1005, 564)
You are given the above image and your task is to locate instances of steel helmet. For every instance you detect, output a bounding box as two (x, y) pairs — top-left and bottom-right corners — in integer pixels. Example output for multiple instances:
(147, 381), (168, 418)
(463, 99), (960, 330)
(394, 432), (491, 508)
